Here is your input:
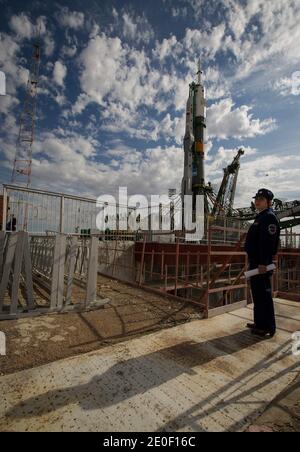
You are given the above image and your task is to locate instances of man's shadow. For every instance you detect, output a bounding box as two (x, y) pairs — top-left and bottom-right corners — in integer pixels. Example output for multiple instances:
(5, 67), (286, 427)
(6, 331), (263, 419)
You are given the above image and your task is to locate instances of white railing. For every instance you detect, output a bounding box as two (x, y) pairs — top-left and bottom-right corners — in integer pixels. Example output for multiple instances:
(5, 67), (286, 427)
(2, 184), (100, 235)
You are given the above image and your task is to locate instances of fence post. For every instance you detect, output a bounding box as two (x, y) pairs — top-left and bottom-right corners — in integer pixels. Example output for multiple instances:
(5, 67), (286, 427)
(165, 264), (168, 291)
(10, 232), (26, 314)
(0, 231), (5, 277)
(2, 186), (7, 232)
(23, 232), (35, 310)
(60, 196), (65, 233)
(245, 254), (249, 304)
(65, 236), (78, 306)
(205, 225), (212, 318)
(50, 236), (59, 310)
(57, 235), (66, 310)
(139, 235), (146, 286)
(112, 235), (119, 277)
(85, 237), (98, 307)
(160, 250), (164, 280)
(150, 249), (154, 280)
(175, 239), (180, 296)
(50, 235), (66, 310)
(0, 233), (18, 312)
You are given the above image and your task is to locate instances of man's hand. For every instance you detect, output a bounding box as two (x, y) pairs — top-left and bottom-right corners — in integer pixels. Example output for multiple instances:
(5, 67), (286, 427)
(258, 265), (268, 274)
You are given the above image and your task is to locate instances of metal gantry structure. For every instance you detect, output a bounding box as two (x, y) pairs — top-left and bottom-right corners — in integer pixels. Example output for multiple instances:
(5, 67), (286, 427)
(11, 38), (41, 188)
(232, 198), (300, 227)
(210, 148), (245, 217)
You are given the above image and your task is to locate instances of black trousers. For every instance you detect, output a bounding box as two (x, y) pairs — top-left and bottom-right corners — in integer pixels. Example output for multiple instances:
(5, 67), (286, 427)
(250, 273), (276, 333)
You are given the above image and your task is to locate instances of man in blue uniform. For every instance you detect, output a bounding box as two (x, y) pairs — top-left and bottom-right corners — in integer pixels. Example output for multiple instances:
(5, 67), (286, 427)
(245, 189), (280, 338)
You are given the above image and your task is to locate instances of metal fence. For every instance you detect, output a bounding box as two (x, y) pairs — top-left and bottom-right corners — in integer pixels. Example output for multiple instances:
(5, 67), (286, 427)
(0, 231), (108, 319)
(2, 185), (250, 243)
(276, 250), (300, 302)
(280, 231), (300, 249)
(106, 225), (250, 317)
(2, 184), (100, 234)
(1, 184), (299, 320)
(1, 228), (299, 320)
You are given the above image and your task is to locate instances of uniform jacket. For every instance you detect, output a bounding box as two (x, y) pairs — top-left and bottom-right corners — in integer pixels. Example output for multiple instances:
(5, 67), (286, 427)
(245, 208), (280, 268)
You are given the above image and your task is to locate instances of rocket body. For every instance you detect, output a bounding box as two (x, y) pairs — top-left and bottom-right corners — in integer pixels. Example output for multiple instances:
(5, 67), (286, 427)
(181, 95), (194, 196)
(182, 68), (207, 204)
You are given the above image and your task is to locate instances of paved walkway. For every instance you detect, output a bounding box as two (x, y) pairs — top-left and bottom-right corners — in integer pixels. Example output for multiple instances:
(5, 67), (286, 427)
(0, 299), (299, 432)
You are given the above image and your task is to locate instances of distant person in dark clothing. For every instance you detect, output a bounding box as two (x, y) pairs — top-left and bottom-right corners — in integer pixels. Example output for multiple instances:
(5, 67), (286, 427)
(6, 214), (17, 231)
(245, 189), (280, 338)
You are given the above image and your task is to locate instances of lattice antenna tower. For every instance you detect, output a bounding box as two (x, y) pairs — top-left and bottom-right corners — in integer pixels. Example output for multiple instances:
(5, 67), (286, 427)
(11, 28), (41, 187)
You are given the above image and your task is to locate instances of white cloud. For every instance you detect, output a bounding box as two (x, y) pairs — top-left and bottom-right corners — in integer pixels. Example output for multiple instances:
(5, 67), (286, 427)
(9, 13), (34, 39)
(152, 35), (182, 60)
(44, 34), (55, 57)
(8, 14), (55, 56)
(101, 104), (159, 141)
(41, 132), (96, 159)
(223, 0), (254, 41)
(122, 13), (137, 40)
(89, 23), (101, 39)
(70, 93), (91, 116)
(53, 93), (67, 106)
(182, 0), (205, 18)
(111, 8), (154, 44)
(0, 33), (24, 94)
(273, 75), (300, 97)
(168, 1), (300, 89)
(29, 129), (183, 197)
(53, 61), (67, 87)
(0, 94), (19, 115)
(171, 7), (188, 18)
(74, 27), (279, 145)
(56, 8), (85, 29)
(223, 0), (300, 79)
(76, 33), (193, 125)
(30, 131), (299, 208)
(78, 34), (171, 115)
(203, 66), (230, 100)
(78, 35), (124, 107)
(151, 113), (185, 145)
(0, 32), (29, 142)
(37, 73), (68, 107)
(0, 31), (33, 165)
(183, 24), (226, 60)
(77, 42), (188, 144)
(61, 45), (77, 58)
(207, 98), (277, 140)
(154, 2), (300, 98)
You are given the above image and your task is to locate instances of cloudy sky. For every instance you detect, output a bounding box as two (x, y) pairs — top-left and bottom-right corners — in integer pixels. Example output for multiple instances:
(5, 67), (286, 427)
(0, 0), (299, 207)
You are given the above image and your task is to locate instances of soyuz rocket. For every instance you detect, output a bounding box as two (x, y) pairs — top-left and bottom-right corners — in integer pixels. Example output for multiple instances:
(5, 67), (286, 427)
(181, 61), (207, 208)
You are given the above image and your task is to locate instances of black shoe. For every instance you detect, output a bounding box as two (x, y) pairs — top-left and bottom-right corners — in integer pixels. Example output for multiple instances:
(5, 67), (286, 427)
(251, 328), (276, 339)
(246, 323), (256, 329)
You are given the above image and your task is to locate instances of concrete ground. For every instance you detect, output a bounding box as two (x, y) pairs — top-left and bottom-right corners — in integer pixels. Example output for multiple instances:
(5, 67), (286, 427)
(0, 275), (202, 376)
(0, 298), (299, 432)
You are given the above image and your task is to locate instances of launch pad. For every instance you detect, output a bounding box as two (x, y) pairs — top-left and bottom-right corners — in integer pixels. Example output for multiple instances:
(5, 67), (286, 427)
(0, 63), (300, 320)
(0, 67), (299, 437)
